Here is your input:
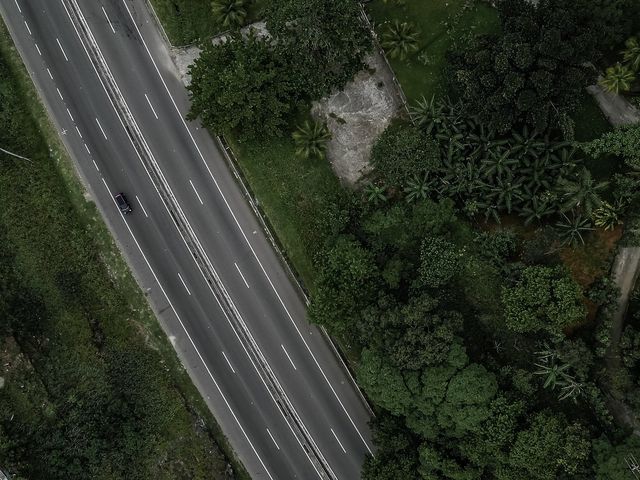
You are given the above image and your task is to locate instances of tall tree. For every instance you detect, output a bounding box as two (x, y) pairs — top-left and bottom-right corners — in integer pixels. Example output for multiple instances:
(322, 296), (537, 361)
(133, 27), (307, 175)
(187, 33), (294, 138)
(502, 265), (586, 336)
(264, 0), (371, 100)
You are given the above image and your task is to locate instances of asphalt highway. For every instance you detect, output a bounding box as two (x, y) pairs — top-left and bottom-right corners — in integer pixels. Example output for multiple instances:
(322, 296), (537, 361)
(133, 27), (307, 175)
(0, 1), (373, 478)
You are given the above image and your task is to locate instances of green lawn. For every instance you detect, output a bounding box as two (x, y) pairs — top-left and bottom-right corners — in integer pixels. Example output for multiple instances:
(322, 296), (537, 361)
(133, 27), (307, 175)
(149, 0), (269, 45)
(227, 131), (347, 293)
(366, 0), (500, 103)
(0, 20), (246, 480)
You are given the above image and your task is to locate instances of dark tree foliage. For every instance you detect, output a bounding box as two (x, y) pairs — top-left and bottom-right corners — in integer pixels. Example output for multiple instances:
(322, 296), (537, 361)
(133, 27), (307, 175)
(264, 0), (372, 100)
(449, 0), (599, 133)
(369, 123), (440, 186)
(362, 413), (421, 480)
(188, 33), (295, 138)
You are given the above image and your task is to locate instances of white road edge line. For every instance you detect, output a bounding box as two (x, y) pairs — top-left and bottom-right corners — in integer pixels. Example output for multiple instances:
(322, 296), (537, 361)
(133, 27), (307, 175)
(234, 262), (250, 289)
(46, 68), (53, 80)
(330, 428), (346, 454)
(24, 20), (31, 35)
(144, 93), (159, 119)
(177, 272), (191, 296)
(34, 43), (42, 56)
(121, 0), (374, 455)
(266, 428), (280, 450)
(95, 176), (275, 480)
(135, 195), (149, 218)
(56, 37), (69, 61)
(14, 0), (21, 14)
(221, 351), (236, 374)
(281, 344), (297, 371)
(95, 117), (108, 139)
(189, 179), (204, 205)
(101, 6), (115, 34)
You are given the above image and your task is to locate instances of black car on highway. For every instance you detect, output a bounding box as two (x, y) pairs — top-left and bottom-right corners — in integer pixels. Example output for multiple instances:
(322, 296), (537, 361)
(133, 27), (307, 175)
(115, 192), (132, 214)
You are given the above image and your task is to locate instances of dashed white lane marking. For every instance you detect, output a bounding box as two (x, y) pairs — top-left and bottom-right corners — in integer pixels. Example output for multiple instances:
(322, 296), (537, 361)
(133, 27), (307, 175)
(84, 143), (91, 154)
(177, 272), (191, 296)
(101, 6), (115, 34)
(121, 0), (374, 457)
(66, 108), (74, 122)
(281, 344), (297, 371)
(92, 159), (100, 172)
(75, 125), (83, 139)
(135, 195), (149, 218)
(56, 38), (69, 61)
(46, 68), (53, 80)
(234, 262), (250, 289)
(14, 0), (21, 13)
(95, 117), (107, 139)
(144, 93), (159, 119)
(330, 428), (346, 454)
(266, 428), (280, 450)
(34, 43), (42, 56)
(24, 20), (31, 35)
(56, 87), (63, 100)
(222, 351), (236, 374)
(189, 179), (204, 205)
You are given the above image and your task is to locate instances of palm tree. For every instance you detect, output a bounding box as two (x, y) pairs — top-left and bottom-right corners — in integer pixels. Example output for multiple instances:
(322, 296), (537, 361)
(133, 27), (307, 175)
(519, 196), (555, 226)
(623, 36), (640, 72)
(557, 168), (607, 216)
(409, 95), (441, 134)
(364, 182), (387, 205)
(481, 148), (518, 180)
(489, 174), (523, 213)
(212, 0), (248, 29)
(292, 120), (331, 160)
(592, 201), (620, 230)
(404, 174), (434, 203)
(600, 63), (636, 94)
(555, 212), (593, 247)
(381, 20), (420, 61)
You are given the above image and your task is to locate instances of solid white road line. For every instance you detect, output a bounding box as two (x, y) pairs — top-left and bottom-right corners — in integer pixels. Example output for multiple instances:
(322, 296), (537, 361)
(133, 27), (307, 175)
(14, 0), (21, 14)
(235, 262), (250, 289)
(330, 428), (346, 454)
(56, 37), (69, 61)
(266, 428), (280, 450)
(189, 179), (204, 205)
(56, 87), (63, 100)
(222, 351), (236, 374)
(144, 93), (159, 119)
(66, 108), (74, 122)
(75, 125), (83, 139)
(95, 117), (108, 139)
(95, 175), (275, 480)
(281, 344), (297, 371)
(136, 195), (149, 218)
(101, 6), (115, 34)
(177, 272), (191, 296)
(34, 43), (42, 56)
(24, 20), (31, 35)
(46, 68), (53, 80)
(121, 0), (374, 455)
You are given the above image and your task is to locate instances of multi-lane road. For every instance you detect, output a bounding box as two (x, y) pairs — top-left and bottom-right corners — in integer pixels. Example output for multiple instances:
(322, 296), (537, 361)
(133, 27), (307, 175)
(0, 1), (372, 478)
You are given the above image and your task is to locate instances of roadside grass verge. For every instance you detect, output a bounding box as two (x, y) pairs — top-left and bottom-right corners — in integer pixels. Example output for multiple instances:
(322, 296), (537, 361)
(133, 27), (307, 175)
(366, 0), (500, 102)
(149, 0), (269, 45)
(0, 19), (248, 480)
(227, 129), (348, 293)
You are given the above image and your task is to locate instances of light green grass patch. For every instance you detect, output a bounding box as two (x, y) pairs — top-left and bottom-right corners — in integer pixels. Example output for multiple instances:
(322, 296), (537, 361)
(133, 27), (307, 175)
(367, 0), (499, 103)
